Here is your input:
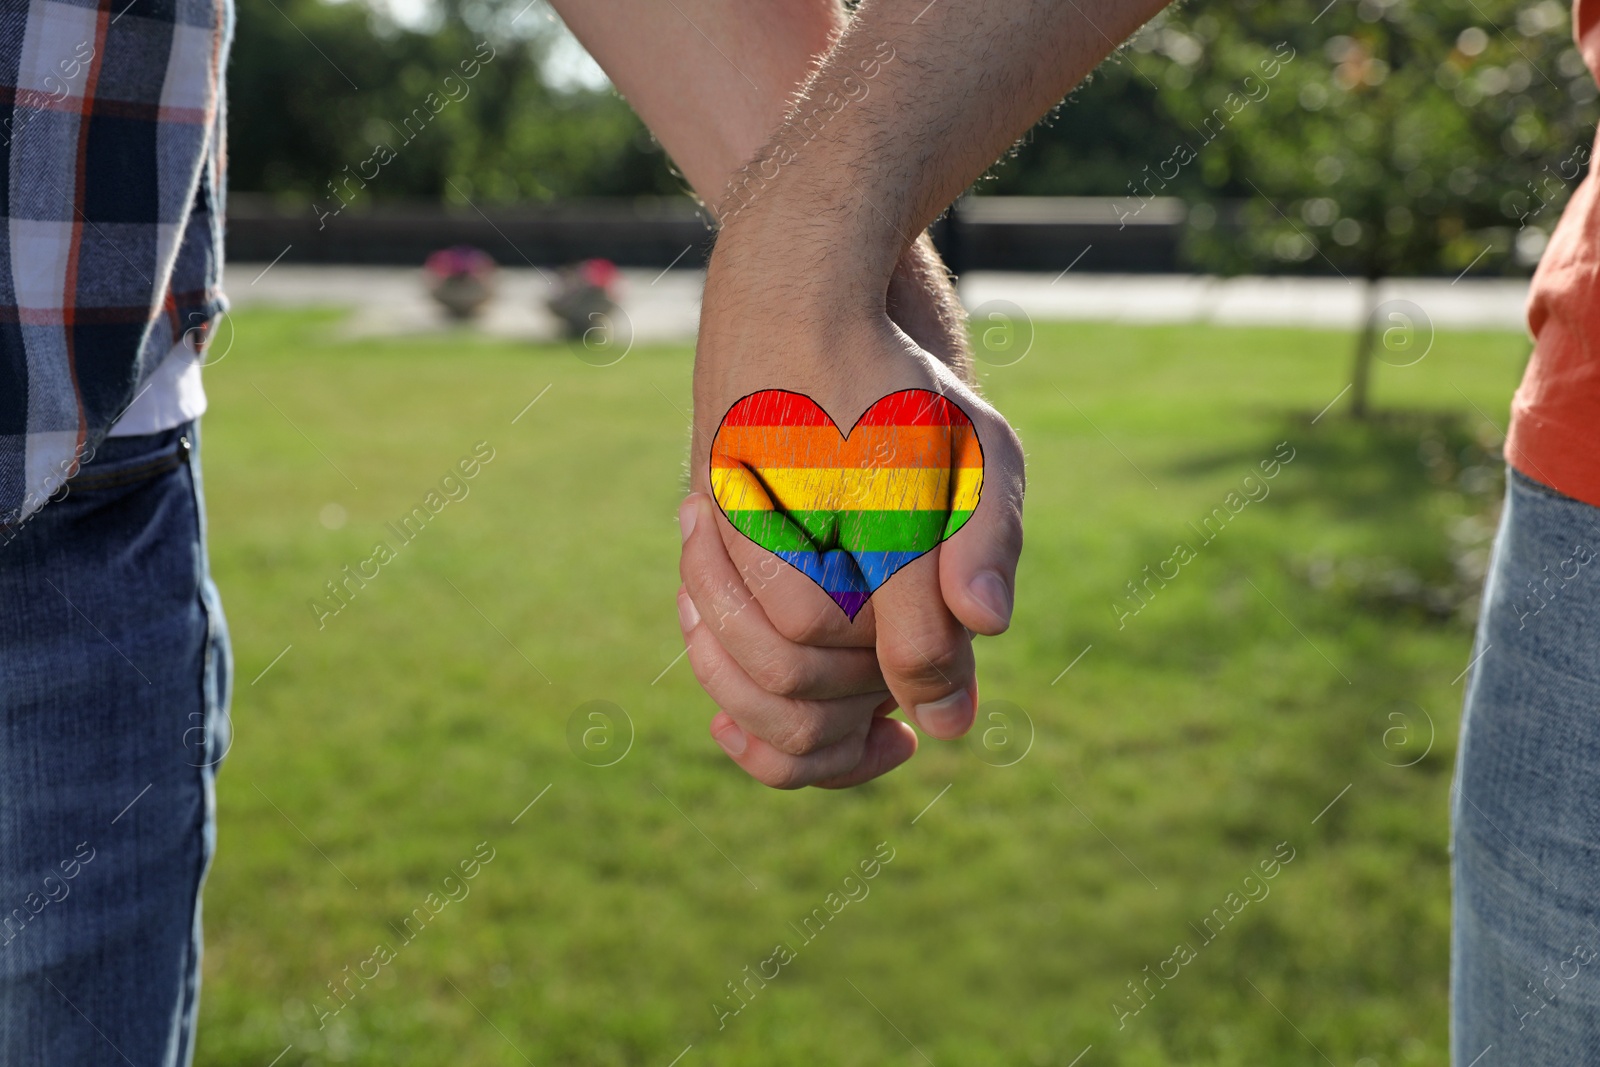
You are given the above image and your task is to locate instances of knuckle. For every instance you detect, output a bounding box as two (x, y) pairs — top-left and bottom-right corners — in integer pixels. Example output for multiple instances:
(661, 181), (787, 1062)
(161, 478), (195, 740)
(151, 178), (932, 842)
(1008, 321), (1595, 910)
(756, 759), (815, 791)
(679, 539), (712, 591)
(987, 416), (1024, 463)
(1002, 422), (1025, 458)
(749, 654), (809, 700)
(769, 713), (832, 757)
(685, 638), (727, 695)
(769, 601), (839, 646)
(880, 633), (963, 685)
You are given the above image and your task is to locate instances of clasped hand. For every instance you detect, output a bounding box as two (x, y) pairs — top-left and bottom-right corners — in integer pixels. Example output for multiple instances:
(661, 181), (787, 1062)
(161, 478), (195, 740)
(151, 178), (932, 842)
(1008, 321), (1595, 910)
(675, 228), (1026, 789)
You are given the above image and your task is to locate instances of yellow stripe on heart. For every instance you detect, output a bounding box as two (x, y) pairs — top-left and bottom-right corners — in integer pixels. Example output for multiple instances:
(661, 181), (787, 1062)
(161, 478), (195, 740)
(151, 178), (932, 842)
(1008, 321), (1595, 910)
(712, 465), (983, 513)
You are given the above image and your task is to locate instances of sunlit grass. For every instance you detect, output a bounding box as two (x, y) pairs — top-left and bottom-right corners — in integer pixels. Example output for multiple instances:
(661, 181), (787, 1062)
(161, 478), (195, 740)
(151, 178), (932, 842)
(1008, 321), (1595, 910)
(195, 309), (1526, 1065)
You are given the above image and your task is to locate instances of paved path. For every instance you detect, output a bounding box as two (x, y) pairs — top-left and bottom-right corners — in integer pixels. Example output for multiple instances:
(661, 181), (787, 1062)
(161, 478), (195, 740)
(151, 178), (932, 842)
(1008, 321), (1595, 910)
(225, 265), (1532, 341)
(224, 264), (704, 344)
(960, 272), (1529, 332)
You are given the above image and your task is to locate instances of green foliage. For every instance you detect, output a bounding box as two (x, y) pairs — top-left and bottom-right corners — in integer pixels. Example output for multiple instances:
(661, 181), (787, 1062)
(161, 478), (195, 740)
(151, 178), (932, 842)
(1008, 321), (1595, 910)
(228, 0), (681, 205)
(227, 0), (1598, 277)
(1145, 0), (1598, 276)
(980, 57), (1209, 197)
(194, 307), (1527, 1064)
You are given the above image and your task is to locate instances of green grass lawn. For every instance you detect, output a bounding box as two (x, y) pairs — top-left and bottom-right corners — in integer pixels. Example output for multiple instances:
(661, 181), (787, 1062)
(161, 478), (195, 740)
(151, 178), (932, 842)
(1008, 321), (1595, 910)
(194, 307), (1529, 1066)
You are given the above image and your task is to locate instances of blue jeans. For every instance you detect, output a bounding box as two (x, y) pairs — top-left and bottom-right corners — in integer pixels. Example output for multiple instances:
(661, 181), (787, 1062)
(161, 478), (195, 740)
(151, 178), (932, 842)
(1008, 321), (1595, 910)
(0, 422), (229, 1065)
(1454, 467), (1600, 1059)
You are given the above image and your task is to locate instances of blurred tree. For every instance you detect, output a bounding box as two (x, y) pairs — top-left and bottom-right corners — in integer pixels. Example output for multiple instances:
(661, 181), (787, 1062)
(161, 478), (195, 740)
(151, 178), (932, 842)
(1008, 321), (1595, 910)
(230, 0), (1600, 411)
(1138, 0), (1596, 415)
(228, 0), (683, 206)
(980, 52), (1212, 197)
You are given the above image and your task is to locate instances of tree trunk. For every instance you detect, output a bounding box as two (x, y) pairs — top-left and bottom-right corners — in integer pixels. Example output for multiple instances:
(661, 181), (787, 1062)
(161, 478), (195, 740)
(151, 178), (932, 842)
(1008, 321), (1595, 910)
(1348, 275), (1383, 420)
(1350, 96), (1396, 422)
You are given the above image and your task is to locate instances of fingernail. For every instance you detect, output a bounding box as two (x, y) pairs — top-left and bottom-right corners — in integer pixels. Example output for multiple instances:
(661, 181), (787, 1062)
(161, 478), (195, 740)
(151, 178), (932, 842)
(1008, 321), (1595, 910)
(711, 718), (748, 757)
(970, 570), (1013, 628)
(678, 496), (700, 543)
(677, 588), (700, 632)
(913, 688), (973, 739)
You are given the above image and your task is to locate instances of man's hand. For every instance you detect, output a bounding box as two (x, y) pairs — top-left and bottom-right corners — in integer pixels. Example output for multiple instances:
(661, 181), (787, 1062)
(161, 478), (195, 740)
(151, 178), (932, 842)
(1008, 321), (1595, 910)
(678, 222), (1026, 789)
(544, 0), (984, 788)
(550, 0), (1166, 789)
(673, 0), (1169, 787)
(676, 491), (908, 789)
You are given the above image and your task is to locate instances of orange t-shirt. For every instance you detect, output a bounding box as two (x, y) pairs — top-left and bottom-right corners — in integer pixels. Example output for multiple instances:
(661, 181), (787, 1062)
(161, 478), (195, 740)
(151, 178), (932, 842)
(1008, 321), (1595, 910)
(1509, 0), (1600, 501)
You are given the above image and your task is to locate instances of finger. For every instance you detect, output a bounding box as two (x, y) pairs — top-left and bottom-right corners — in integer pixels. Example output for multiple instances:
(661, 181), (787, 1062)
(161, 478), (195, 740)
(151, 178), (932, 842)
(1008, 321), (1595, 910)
(812, 707), (918, 789)
(721, 520), (878, 649)
(708, 710), (886, 790)
(679, 495), (884, 699)
(682, 597), (890, 756)
(689, 408), (874, 652)
(871, 549), (978, 741)
(940, 415), (1025, 636)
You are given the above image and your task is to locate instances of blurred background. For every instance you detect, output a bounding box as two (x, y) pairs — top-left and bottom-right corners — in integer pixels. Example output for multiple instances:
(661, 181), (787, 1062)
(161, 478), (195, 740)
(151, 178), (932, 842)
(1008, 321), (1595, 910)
(200, 0), (1586, 1062)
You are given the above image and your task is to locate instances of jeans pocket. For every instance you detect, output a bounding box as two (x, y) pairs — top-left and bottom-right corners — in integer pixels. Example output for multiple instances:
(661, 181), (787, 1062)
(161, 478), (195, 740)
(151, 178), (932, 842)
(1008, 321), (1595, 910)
(66, 434), (192, 494)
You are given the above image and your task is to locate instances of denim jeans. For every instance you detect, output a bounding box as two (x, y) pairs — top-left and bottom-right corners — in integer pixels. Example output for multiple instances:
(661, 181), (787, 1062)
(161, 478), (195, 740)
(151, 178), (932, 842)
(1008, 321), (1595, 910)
(1454, 467), (1600, 1060)
(0, 422), (229, 1065)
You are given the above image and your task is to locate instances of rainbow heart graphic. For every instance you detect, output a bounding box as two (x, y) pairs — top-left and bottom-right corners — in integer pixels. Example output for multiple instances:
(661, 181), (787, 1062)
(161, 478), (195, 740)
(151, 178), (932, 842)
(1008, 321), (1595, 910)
(710, 389), (984, 620)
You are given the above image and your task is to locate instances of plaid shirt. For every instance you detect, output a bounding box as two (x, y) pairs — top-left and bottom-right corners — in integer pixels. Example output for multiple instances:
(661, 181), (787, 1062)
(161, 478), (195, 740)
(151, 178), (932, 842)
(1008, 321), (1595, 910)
(0, 0), (230, 525)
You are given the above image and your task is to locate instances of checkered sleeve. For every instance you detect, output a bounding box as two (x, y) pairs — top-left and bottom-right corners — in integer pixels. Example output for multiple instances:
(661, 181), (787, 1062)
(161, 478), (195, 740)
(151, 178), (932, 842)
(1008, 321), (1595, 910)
(0, 0), (230, 527)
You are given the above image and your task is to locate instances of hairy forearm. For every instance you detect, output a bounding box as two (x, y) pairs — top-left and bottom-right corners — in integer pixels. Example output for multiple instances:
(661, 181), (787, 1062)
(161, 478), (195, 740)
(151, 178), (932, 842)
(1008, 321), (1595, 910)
(723, 0), (1172, 290)
(547, 0), (845, 204)
(549, 0), (971, 369)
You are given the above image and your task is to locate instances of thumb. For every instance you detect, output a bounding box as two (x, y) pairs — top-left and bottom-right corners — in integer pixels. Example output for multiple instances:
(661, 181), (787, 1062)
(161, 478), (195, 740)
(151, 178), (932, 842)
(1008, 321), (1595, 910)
(940, 417), (1025, 636)
(870, 551), (979, 741)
